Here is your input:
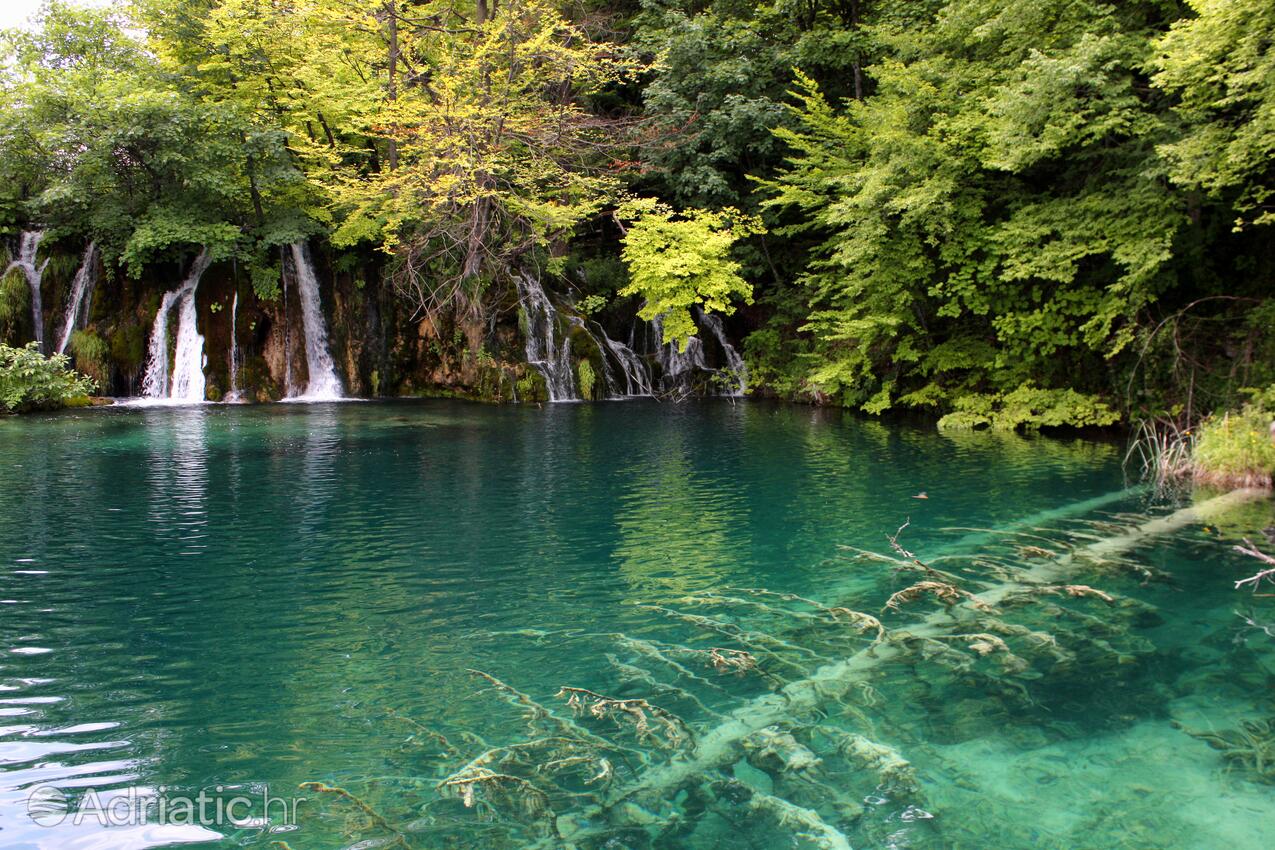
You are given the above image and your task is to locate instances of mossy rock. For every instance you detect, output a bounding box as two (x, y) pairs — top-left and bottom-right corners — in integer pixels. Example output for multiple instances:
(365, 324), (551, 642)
(517, 369), (548, 403)
(567, 324), (607, 400)
(239, 355), (281, 401)
(108, 323), (146, 372)
(476, 363), (518, 403)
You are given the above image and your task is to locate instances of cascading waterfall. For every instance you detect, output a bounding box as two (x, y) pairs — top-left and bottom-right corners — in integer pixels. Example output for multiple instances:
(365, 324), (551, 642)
(281, 245), (295, 397)
(5, 230), (49, 353)
(649, 312), (708, 393)
(696, 308), (747, 396)
(141, 251), (212, 402)
(515, 272), (578, 401)
(55, 241), (99, 355)
(591, 320), (652, 397)
(568, 316), (616, 396)
(285, 241), (343, 401)
(225, 289), (242, 402)
(641, 308), (747, 397)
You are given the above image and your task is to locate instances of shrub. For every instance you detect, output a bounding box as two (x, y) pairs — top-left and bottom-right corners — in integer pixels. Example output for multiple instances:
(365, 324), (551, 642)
(937, 386), (1121, 431)
(68, 329), (110, 388)
(1192, 387), (1275, 488)
(0, 342), (97, 413)
(578, 359), (596, 400)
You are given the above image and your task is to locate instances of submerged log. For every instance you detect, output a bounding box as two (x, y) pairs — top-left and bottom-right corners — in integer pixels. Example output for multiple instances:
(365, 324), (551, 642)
(567, 487), (1270, 835)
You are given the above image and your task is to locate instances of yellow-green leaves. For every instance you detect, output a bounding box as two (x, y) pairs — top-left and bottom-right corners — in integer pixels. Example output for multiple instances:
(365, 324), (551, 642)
(616, 199), (763, 350)
(1153, 0), (1275, 228)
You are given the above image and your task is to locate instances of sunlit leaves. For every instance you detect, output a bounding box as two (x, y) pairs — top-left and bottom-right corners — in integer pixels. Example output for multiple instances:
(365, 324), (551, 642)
(1153, 0), (1275, 228)
(617, 198), (763, 349)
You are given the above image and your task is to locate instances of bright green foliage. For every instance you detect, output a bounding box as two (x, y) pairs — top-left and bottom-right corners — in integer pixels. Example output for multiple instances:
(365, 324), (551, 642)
(0, 342), (96, 412)
(577, 359), (596, 400)
(756, 1), (1209, 422)
(576, 294), (608, 316)
(1153, 0), (1275, 229)
(1191, 387), (1275, 486)
(324, 0), (640, 319)
(937, 386), (1121, 431)
(617, 199), (763, 349)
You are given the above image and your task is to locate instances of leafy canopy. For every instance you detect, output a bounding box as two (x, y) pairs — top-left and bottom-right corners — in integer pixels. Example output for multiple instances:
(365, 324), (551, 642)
(617, 198), (763, 350)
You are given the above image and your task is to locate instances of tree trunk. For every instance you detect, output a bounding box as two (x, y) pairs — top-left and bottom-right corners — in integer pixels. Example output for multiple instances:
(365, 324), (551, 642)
(385, 2), (399, 171)
(851, 0), (864, 100)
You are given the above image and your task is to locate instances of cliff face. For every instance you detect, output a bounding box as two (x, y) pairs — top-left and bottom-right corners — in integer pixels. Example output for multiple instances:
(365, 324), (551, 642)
(3, 237), (748, 404)
(3, 238), (543, 402)
(194, 250), (532, 403)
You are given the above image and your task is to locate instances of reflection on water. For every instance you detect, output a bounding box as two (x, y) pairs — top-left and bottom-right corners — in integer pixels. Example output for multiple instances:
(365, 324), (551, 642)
(0, 400), (1270, 849)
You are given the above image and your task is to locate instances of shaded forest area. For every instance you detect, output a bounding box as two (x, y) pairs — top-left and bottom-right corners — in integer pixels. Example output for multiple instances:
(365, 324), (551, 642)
(1, 0), (1271, 424)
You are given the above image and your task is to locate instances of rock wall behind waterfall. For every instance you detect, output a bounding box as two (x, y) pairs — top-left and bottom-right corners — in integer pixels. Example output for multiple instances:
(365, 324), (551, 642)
(1, 237), (752, 403)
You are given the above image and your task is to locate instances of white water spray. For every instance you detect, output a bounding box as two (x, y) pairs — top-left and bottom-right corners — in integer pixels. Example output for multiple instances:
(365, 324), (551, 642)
(225, 289), (243, 402)
(141, 251), (212, 402)
(592, 320), (652, 397)
(55, 241), (99, 355)
(515, 273), (578, 401)
(5, 230), (49, 353)
(649, 312), (708, 393)
(642, 308), (746, 397)
(697, 309), (747, 396)
(285, 241), (343, 401)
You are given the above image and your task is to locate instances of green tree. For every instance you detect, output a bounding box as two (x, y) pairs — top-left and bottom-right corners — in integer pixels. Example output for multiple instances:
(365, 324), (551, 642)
(1153, 0), (1275, 229)
(324, 0), (641, 320)
(0, 1), (274, 272)
(758, 1), (1187, 425)
(616, 198), (762, 349)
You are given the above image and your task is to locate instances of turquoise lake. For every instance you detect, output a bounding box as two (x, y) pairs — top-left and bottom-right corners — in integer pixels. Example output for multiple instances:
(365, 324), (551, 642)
(1, 400), (1272, 849)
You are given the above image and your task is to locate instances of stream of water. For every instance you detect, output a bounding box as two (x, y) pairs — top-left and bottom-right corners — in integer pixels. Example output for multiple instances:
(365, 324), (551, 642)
(0, 401), (1271, 849)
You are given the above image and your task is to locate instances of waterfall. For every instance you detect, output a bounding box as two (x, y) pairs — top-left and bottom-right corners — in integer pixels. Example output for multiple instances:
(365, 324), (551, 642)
(697, 309), (747, 396)
(285, 241), (343, 401)
(592, 320), (652, 397)
(141, 251), (212, 402)
(55, 241), (99, 355)
(281, 245), (295, 397)
(5, 230), (49, 353)
(515, 272), (578, 401)
(650, 312), (708, 393)
(226, 289), (242, 402)
(642, 308), (746, 397)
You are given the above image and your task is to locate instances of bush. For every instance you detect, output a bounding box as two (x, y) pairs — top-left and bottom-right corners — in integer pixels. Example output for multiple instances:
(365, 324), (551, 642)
(1192, 387), (1275, 488)
(578, 359), (596, 400)
(0, 342), (97, 413)
(68, 329), (110, 388)
(937, 386), (1121, 431)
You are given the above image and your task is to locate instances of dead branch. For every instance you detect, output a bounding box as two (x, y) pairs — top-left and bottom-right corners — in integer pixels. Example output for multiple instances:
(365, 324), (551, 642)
(1031, 584), (1118, 604)
(557, 687), (694, 749)
(883, 581), (996, 613)
(1235, 539), (1275, 593)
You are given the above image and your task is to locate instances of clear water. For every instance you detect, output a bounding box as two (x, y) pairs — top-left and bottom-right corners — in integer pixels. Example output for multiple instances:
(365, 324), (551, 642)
(0, 401), (1271, 850)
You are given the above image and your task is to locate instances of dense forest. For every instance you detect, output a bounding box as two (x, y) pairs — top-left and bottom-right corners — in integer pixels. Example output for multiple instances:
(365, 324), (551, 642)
(1, 0), (1272, 426)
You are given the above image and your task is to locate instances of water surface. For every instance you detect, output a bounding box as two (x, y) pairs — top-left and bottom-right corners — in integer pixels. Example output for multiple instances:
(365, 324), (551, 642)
(0, 401), (1271, 849)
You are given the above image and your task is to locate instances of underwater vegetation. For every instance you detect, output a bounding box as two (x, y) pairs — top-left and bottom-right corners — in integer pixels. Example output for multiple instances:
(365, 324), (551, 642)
(293, 488), (1268, 849)
(1176, 717), (1275, 784)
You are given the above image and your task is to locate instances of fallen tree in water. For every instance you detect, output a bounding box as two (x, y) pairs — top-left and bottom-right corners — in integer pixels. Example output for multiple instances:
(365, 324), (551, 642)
(306, 487), (1268, 849)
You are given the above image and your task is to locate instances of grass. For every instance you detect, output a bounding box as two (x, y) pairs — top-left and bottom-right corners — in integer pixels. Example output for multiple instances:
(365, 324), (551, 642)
(1125, 416), (1195, 492)
(1190, 388), (1275, 489)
